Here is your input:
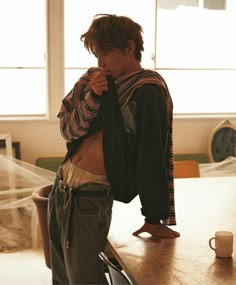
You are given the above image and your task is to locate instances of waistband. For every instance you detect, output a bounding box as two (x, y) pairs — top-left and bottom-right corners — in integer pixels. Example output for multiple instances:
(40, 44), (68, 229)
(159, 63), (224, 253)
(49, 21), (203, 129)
(61, 159), (109, 187)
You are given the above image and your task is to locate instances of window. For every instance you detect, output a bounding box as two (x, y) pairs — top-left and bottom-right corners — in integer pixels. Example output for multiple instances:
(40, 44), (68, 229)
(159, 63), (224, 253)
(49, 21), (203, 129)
(64, 0), (236, 116)
(156, 0), (236, 114)
(1, 0), (236, 118)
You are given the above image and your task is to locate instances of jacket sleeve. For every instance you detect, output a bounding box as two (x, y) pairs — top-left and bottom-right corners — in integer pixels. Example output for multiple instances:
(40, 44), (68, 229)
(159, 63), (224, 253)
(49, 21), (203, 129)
(135, 84), (170, 224)
(57, 71), (103, 142)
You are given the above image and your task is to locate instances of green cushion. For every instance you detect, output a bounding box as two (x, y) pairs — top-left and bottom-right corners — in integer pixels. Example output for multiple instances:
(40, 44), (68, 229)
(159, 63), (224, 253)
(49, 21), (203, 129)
(174, 153), (209, 163)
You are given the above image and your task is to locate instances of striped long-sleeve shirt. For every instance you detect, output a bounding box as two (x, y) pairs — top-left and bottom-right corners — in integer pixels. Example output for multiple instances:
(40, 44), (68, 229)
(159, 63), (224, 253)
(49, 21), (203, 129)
(58, 68), (168, 141)
(57, 67), (102, 141)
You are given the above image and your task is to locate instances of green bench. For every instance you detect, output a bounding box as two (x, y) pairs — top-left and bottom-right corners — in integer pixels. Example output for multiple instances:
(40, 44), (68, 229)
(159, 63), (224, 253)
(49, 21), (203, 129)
(35, 157), (64, 172)
(35, 153), (209, 173)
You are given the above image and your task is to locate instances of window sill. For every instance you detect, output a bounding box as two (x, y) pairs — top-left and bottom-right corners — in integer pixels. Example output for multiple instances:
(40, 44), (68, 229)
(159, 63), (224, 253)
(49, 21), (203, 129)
(174, 113), (236, 120)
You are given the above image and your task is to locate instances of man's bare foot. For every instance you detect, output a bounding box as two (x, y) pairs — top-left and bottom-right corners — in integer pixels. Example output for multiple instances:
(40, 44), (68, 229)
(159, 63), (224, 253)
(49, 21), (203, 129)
(132, 222), (180, 238)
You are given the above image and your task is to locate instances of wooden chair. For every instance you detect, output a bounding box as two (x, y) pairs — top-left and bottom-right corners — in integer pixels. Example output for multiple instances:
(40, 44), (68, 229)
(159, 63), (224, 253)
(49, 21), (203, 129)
(208, 120), (236, 162)
(32, 184), (52, 269)
(99, 252), (132, 285)
(174, 160), (200, 178)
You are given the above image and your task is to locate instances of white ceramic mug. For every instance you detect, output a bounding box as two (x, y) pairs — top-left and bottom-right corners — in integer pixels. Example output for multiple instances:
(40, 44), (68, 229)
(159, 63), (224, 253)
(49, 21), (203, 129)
(209, 231), (233, 258)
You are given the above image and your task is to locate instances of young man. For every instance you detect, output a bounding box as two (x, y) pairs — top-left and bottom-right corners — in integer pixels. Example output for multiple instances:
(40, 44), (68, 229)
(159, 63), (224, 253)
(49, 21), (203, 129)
(48, 14), (180, 285)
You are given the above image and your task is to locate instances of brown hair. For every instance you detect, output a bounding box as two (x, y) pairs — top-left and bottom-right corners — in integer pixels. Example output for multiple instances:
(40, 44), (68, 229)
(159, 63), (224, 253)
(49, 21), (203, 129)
(80, 14), (144, 62)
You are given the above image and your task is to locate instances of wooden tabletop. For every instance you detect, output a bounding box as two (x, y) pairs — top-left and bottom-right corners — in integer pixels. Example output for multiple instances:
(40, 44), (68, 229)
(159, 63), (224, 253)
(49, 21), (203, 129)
(107, 176), (236, 285)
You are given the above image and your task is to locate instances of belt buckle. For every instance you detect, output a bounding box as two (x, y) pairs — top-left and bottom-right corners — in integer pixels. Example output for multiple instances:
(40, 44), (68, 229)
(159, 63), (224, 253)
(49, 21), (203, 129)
(58, 180), (69, 192)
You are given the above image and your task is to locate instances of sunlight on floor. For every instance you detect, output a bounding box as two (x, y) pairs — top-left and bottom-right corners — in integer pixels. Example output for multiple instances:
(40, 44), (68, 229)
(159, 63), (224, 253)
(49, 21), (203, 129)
(0, 247), (112, 285)
(0, 248), (51, 285)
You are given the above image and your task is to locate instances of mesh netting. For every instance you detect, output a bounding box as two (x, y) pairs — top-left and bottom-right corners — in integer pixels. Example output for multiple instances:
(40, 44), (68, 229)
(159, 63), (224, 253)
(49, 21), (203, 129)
(0, 154), (55, 251)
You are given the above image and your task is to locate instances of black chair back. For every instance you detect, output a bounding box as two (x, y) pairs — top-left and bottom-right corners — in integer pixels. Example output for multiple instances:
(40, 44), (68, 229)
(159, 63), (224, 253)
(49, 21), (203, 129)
(99, 252), (132, 285)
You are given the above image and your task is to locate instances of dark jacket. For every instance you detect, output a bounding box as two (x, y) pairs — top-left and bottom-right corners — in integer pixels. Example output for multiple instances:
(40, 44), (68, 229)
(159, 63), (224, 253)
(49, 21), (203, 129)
(64, 78), (171, 224)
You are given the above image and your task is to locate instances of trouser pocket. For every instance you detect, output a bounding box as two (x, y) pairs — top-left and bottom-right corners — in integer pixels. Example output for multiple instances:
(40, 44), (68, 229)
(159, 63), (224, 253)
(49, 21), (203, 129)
(64, 193), (113, 284)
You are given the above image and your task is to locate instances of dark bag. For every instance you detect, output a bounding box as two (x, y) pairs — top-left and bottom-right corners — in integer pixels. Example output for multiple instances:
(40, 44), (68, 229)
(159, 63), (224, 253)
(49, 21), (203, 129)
(102, 76), (137, 203)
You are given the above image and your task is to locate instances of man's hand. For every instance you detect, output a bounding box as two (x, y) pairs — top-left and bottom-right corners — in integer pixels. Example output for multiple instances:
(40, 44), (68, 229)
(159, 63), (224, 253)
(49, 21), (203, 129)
(132, 221), (180, 238)
(90, 71), (110, 96)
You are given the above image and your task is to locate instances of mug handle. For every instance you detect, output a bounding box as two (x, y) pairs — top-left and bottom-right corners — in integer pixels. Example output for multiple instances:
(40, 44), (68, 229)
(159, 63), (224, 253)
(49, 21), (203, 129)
(209, 237), (216, 251)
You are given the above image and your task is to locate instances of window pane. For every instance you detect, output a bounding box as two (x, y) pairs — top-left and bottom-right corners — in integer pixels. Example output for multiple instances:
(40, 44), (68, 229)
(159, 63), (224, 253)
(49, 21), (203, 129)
(159, 69), (236, 114)
(0, 0), (46, 116)
(0, 0), (45, 67)
(0, 69), (46, 116)
(157, 0), (236, 115)
(157, 0), (236, 68)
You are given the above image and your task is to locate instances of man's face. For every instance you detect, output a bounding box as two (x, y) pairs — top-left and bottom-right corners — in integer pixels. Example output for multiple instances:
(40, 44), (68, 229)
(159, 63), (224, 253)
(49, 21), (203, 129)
(94, 46), (136, 79)
(95, 48), (128, 79)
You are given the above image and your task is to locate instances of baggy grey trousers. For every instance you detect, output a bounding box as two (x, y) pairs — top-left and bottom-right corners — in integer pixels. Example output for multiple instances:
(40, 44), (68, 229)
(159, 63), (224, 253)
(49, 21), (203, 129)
(48, 168), (113, 285)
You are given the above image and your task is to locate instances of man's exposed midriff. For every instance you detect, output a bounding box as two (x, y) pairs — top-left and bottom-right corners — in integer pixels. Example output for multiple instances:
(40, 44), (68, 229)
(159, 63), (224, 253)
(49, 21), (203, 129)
(70, 130), (107, 176)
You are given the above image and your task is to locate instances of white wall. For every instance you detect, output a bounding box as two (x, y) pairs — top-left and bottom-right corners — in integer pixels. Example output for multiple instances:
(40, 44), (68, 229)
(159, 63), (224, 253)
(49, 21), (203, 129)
(1, 117), (235, 165)
(0, 120), (66, 164)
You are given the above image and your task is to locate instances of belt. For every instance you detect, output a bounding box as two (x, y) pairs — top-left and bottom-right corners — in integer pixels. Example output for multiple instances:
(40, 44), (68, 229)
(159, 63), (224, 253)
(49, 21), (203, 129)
(58, 180), (111, 197)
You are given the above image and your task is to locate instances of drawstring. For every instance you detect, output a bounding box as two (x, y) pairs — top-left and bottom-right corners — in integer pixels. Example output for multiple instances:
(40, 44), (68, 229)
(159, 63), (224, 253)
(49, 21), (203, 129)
(63, 188), (72, 210)
(64, 189), (74, 249)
